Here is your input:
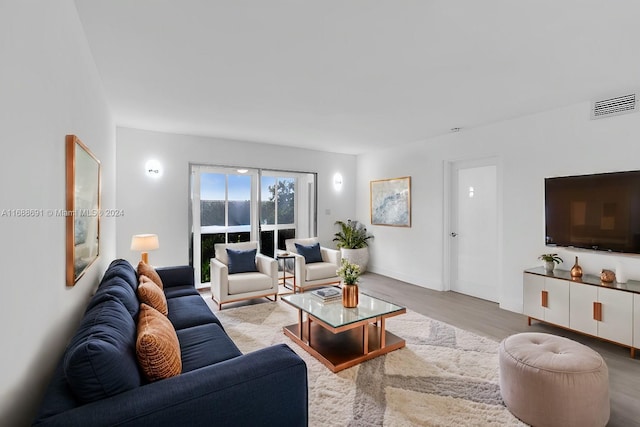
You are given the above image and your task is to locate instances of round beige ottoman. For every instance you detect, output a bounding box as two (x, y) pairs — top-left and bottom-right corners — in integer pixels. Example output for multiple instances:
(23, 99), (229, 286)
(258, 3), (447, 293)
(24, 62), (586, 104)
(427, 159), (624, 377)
(499, 332), (609, 427)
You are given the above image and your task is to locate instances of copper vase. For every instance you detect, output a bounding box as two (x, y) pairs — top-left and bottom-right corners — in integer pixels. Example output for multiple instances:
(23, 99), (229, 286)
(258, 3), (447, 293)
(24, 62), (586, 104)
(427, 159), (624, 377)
(342, 284), (359, 308)
(570, 256), (583, 278)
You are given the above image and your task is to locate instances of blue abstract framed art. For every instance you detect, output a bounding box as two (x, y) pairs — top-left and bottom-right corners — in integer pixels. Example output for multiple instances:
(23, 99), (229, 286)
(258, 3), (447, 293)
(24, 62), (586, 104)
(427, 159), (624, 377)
(370, 176), (411, 227)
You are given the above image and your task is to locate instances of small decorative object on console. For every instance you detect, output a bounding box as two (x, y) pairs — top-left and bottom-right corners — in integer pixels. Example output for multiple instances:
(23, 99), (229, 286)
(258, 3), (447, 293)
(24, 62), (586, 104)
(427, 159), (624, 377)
(538, 253), (562, 272)
(600, 269), (616, 283)
(570, 256), (583, 278)
(616, 262), (628, 283)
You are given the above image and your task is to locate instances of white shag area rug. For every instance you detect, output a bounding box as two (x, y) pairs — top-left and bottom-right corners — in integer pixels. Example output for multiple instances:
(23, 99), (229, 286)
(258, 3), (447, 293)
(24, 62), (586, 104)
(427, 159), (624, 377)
(212, 300), (526, 427)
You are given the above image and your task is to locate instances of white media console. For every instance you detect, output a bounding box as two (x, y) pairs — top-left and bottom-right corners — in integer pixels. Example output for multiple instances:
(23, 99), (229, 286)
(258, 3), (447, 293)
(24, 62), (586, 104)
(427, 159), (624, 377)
(523, 267), (640, 358)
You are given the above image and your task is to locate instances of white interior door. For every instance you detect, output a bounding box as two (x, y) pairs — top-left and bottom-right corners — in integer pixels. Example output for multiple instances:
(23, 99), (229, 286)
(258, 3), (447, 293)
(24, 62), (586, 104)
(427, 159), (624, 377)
(450, 159), (499, 302)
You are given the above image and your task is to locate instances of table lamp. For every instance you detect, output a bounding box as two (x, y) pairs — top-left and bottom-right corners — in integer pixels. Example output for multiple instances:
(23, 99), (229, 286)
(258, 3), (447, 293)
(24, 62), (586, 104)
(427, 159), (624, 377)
(130, 234), (159, 264)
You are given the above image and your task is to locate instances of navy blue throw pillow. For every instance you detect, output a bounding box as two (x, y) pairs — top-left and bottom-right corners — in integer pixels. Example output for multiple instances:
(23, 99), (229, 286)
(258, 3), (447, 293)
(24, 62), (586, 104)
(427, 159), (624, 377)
(227, 248), (258, 274)
(295, 242), (323, 264)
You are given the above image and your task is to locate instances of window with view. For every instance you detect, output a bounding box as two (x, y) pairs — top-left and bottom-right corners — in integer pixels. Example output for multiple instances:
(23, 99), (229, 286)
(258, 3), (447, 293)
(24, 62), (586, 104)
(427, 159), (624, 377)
(191, 165), (316, 284)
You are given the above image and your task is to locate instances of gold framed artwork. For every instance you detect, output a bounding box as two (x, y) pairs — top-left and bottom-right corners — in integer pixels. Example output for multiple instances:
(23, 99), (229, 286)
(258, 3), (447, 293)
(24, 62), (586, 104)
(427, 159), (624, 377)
(370, 176), (411, 227)
(66, 135), (101, 286)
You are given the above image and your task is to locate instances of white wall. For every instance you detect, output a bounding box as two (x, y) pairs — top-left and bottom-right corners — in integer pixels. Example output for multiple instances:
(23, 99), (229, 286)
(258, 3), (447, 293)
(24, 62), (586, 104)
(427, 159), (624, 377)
(3, 6), (637, 424)
(0, 1), (115, 425)
(357, 102), (640, 312)
(115, 127), (356, 269)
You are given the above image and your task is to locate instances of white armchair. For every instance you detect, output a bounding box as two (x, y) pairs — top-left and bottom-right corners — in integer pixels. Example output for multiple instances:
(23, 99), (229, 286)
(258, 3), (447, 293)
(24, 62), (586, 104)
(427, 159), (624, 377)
(284, 237), (341, 293)
(210, 241), (278, 310)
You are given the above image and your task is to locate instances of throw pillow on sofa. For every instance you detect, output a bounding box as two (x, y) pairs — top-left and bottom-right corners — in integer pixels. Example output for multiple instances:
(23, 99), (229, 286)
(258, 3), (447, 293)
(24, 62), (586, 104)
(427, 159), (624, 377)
(295, 242), (323, 263)
(137, 277), (168, 315)
(226, 248), (259, 274)
(137, 261), (164, 289)
(136, 303), (182, 382)
(63, 296), (141, 404)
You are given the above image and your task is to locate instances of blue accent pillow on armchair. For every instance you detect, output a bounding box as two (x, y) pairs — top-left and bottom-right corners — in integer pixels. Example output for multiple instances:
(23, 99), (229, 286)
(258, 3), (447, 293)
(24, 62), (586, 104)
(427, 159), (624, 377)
(226, 248), (259, 274)
(295, 242), (323, 264)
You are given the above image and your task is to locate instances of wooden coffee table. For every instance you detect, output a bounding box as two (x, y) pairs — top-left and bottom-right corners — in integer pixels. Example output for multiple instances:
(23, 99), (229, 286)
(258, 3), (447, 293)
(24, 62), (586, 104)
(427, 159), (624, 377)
(281, 291), (406, 372)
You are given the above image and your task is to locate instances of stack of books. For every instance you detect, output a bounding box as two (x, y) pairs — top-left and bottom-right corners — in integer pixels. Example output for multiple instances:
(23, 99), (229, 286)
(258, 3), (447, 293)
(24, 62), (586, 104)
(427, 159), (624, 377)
(310, 287), (342, 302)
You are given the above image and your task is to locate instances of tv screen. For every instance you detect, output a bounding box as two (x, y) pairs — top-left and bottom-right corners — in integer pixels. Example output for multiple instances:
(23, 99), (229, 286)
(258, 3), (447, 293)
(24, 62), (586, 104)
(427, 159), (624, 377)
(545, 170), (640, 254)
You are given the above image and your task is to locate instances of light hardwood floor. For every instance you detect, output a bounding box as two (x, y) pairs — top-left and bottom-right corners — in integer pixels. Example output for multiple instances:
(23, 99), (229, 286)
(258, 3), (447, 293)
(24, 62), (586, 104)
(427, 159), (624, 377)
(201, 272), (640, 427)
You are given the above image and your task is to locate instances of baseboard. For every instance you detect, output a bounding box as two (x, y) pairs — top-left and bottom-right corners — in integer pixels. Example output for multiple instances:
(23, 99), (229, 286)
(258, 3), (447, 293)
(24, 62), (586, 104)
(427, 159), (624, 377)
(368, 266), (523, 313)
(499, 298), (523, 314)
(366, 266), (444, 291)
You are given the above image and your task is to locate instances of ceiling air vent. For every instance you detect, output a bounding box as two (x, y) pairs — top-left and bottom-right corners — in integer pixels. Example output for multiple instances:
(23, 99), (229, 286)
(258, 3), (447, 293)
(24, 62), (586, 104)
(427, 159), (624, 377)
(591, 93), (638, 120)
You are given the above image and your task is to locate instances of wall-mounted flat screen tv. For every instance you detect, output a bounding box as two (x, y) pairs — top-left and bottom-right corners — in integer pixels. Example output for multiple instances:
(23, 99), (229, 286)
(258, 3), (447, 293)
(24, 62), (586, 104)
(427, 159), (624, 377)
(545, 170), (640, 254)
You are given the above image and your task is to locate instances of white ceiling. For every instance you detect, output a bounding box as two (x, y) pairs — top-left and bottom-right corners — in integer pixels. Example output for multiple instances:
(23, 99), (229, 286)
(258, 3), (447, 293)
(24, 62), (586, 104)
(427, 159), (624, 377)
(74, 0), (640, 155)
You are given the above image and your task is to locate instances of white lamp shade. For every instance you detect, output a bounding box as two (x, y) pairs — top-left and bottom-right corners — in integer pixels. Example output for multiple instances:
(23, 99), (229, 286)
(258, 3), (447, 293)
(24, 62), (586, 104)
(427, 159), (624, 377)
(130, 234), (160, 251)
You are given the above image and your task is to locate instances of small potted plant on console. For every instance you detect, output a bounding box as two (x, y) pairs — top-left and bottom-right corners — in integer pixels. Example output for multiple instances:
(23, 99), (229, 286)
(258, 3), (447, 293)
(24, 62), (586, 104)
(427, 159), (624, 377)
(539, 253), (563, 272)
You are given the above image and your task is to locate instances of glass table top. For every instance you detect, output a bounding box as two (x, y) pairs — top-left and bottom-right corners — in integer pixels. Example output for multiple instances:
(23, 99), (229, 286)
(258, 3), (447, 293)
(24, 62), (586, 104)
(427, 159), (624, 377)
(282, 290), (405, 328)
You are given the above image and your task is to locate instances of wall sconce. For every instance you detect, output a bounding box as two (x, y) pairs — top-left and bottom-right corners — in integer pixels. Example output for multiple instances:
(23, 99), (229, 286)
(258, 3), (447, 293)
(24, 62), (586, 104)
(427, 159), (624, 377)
(145, 159), (163, 178)
(131, 234), (160, 264)
(333, 173), (343, 191)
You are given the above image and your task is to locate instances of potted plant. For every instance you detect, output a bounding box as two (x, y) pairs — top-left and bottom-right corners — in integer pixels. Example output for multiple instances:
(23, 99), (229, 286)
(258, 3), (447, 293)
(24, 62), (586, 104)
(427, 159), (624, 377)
(336, 258), (361, 307)
(333, 219), (373, 272)
(539, 253), (563, 272)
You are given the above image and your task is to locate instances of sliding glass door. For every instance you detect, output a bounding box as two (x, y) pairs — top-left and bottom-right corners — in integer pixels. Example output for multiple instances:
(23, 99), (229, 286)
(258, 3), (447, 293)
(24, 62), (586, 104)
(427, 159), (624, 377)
(191, 166), (259, 284)
(191, 165), (316, 284)
(260, 174), (296, 258)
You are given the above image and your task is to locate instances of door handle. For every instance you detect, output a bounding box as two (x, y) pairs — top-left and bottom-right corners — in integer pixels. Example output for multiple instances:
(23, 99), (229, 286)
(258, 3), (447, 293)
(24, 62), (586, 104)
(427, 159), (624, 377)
(450, 232), (458, 237)
(541, 290), (548, 308)
(593, 302), (603, 321)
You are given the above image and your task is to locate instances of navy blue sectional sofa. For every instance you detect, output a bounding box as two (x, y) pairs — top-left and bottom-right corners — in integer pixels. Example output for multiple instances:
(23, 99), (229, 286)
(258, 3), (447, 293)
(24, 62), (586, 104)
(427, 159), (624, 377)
(33, 259), (308, 426)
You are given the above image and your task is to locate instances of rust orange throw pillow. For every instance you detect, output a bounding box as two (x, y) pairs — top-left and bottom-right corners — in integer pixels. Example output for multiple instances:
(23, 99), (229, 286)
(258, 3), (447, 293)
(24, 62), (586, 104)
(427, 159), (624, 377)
(137, 277), (168, 316)
(137, 261), (163, 289)
(136, 303), (181, 382)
